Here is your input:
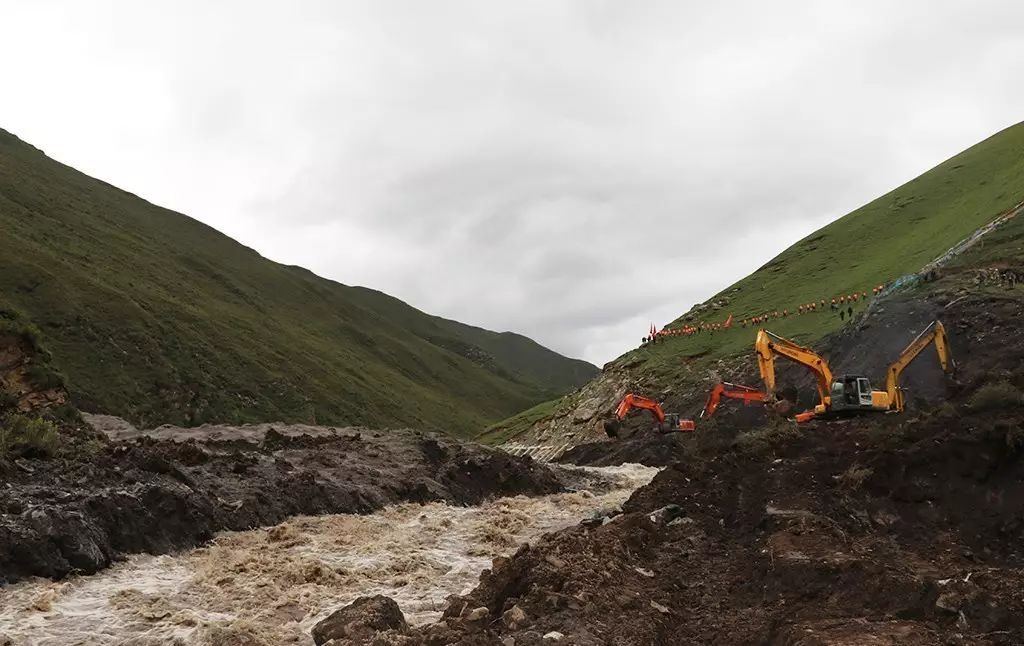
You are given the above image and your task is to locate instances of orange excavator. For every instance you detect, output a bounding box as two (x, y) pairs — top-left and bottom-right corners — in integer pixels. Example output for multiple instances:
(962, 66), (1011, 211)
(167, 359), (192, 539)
(700, 382), (768, 418)
(604, 393), (696, 438)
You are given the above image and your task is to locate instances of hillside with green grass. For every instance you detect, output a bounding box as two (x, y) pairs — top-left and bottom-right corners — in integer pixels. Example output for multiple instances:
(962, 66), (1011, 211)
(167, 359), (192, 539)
(484, 120), (1024, 445)
(640, 121), (1024, 361)
(0, 128), (597, 435)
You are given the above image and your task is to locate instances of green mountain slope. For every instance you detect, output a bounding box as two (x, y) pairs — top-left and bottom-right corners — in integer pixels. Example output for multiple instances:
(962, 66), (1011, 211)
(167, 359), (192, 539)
(0, 128), (597, 435)
(652, 121), (1024, 357)
(485, 120), (1024, 445)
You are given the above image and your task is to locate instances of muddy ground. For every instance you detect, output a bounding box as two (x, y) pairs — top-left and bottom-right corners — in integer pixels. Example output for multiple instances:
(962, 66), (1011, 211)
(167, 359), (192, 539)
(419, 410), (1024, 645)
(0, 421), (563, 584)
(333, 286), (1024, 644)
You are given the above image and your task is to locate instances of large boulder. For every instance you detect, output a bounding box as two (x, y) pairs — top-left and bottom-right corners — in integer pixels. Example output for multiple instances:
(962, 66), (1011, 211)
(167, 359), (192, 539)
(572, 396), (605, 423)
(311, 595), (409, 645)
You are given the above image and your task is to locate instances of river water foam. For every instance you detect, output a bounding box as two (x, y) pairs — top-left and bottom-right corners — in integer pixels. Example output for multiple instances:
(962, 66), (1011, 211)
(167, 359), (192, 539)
(0, 463), (656, 645)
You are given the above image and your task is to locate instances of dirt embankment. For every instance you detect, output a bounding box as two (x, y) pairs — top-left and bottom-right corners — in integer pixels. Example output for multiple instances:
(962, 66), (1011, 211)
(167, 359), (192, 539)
(330, 286), (1024, 644)
(559, 282), (1021, 469)
(415, 410), (1024, 645)
(0, 422), (564, 584)
(0, 333), (67, 413)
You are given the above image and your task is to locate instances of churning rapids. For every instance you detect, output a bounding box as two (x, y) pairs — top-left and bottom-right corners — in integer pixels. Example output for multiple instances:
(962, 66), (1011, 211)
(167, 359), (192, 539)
(0, 463), (656, 645)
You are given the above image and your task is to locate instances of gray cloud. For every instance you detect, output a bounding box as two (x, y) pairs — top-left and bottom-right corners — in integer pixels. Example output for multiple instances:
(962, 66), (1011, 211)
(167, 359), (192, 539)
(2, 0), (1023, 364)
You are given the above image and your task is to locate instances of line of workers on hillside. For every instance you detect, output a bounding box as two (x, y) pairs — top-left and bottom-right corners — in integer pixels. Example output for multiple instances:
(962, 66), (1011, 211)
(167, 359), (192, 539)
(641, 283), (887, 345)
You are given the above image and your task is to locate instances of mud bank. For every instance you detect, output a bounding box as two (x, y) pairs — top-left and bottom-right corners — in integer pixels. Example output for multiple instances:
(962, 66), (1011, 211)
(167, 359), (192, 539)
(0, 423), (563, 584)
(0, 464), (657, 645)
(398, 411), (1024, 645)
(380, 289), (1024, 644)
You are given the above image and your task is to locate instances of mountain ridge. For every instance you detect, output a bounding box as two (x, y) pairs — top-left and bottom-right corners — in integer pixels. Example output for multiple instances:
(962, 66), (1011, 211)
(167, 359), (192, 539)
(0, 127), (597, 435)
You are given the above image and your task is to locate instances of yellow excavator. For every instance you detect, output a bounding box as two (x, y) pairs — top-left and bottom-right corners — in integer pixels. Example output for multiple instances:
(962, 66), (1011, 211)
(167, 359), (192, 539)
(755, 321), (954, 421)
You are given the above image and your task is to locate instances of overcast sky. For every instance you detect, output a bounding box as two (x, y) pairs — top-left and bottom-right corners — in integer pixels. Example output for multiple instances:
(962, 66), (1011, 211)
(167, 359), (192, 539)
(2, 1), (1022, 365)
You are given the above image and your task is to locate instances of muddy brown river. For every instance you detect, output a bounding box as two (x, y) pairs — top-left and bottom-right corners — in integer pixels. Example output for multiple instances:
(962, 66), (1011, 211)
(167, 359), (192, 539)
(0, 464), (656, 645)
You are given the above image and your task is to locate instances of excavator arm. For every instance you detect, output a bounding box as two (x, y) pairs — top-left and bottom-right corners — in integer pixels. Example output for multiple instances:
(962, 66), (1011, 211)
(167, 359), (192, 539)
(615, 393), (666, 423)
(883, 321), (954, 412)
(701, 382), (768, 418)
(755, 329), (834, 413)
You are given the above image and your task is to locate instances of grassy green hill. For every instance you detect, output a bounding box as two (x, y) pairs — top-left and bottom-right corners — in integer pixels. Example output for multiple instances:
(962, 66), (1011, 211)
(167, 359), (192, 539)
(647, 121), (1024, 357)
(484, 120), (1024, 444)
(0, 128), (597, 435)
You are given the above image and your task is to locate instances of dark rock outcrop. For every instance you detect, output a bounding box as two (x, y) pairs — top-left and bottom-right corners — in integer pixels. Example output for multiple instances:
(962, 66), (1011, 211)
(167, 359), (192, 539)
(312, 595), (409, 645)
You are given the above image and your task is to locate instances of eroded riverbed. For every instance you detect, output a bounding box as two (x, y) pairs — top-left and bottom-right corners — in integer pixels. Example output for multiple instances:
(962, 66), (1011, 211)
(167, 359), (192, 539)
(0, 463), (656, 645)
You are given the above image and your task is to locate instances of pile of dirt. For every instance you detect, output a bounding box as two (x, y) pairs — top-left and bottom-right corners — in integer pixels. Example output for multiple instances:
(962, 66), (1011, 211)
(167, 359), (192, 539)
(558, 432), (692, 467)
(0, 423), (563, 584)
(393, 406), (1024, 645)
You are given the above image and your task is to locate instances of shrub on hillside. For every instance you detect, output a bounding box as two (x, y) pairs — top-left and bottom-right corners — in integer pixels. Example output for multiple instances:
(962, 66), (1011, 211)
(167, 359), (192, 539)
(836, 464), (873, 491)
(0, 415), (60, 460)
(25, 364), (66, 390)
(0, 308), (50, 359)
(732, 419), (801, 456)
(968, 381), (1024, 412)
(0, 390), (17, 412)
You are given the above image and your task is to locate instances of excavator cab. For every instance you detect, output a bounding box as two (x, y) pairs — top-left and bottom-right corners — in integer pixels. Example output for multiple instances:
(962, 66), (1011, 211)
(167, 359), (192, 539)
(829, 375), (870, 411)
(828, 375), (889, 413)
(662, 413), (695, 433)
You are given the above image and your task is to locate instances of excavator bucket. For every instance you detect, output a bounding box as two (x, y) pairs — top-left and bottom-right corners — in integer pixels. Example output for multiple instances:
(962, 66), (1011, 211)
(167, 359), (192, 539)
(603, 419), (621, 438)
(794, 410), (816, 423)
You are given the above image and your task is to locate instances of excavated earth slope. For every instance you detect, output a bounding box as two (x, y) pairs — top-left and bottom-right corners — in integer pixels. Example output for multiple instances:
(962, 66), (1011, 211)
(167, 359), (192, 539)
(314, 275), (1024, 644)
